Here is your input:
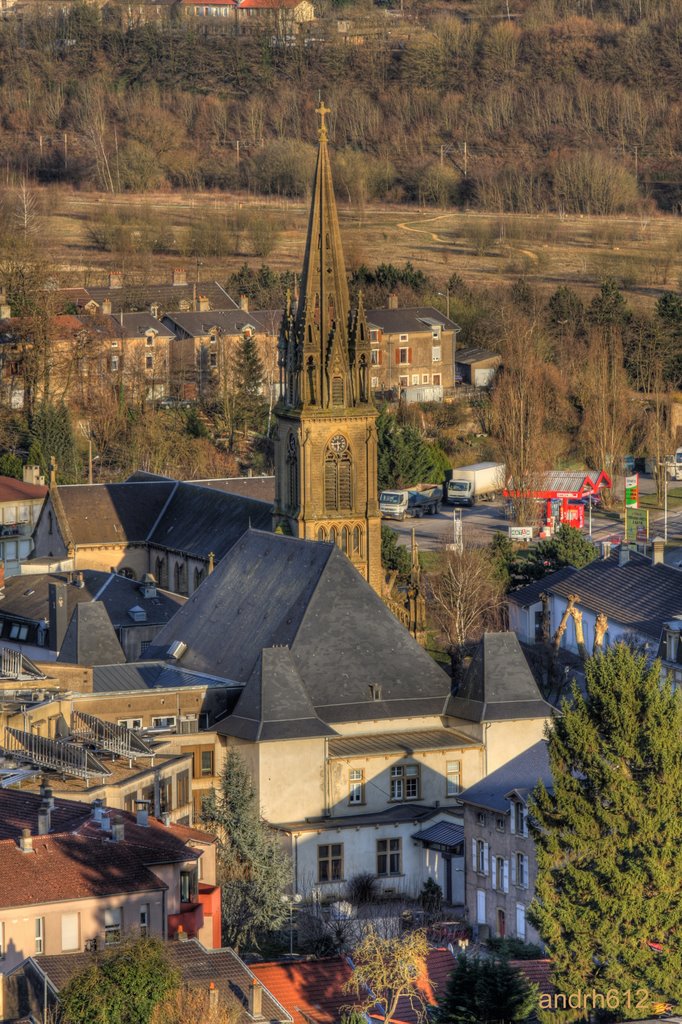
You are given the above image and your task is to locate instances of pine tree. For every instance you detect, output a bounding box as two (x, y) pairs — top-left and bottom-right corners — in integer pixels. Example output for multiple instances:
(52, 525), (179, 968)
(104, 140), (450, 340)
(529, 643), (682, 1017)
(233, 334), (266, 435)
(436, 954), (538, 1023)
(29, 401), (80, 482)
(200, 749), (290, 952)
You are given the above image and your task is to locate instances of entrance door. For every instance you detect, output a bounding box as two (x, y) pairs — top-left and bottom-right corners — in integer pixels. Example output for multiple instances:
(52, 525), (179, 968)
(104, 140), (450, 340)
(497, 908), (506, 937)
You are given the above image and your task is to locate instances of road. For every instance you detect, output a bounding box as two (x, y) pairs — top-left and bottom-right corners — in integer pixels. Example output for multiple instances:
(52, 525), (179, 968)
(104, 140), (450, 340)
(386, 499), (682, 566)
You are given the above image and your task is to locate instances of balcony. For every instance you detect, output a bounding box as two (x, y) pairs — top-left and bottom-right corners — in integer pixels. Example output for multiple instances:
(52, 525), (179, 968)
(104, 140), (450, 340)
(168, 901), (204, 940)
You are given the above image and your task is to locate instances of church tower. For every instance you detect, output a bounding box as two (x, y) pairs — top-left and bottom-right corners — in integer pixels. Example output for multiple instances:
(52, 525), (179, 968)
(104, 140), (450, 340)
(273, 103), (382, 595)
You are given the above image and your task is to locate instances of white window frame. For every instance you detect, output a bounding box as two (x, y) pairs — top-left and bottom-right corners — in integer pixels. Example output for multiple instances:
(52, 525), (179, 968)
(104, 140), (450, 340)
(104, 907), (122, 946)
(118, 718), (142, 729)
(432, 345), (442, 362)
(371, 376), (379, 389)
(411, 374), (419, 386)
(111, 355), (119, 371)
(399, 334), (408, 343)
(445, 760), (461, 796)
(398, 347), (409, 365)
(151, 716), (176, 730)
(399, 375), (409, 387)
(349, 768), (364, 805)
(422, 374), (429, 384)
(35, 916), (44, 954)
(390, 763), (419, 801)
(140, 904), (150, 938)
(475, 839), (489, 875)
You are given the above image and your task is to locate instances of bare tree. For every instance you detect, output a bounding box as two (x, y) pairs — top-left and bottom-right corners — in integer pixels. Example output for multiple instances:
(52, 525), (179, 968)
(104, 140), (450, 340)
(343, 928), (430, 1024)
(427, 545), (506, 652)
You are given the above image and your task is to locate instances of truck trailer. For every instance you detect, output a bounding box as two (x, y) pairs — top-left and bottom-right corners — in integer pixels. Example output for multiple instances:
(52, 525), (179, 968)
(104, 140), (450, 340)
(445, 463), (505, 507)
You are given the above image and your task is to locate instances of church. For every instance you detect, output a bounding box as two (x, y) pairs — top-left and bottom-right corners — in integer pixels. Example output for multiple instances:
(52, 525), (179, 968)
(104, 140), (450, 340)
(140, 104), (554, 903)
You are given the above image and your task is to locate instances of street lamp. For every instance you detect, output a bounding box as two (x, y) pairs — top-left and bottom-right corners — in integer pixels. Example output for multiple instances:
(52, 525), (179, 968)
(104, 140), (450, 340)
(660, 459), (674, 543)
(281, 893), (302, 955)
(437, 290), (450, 320)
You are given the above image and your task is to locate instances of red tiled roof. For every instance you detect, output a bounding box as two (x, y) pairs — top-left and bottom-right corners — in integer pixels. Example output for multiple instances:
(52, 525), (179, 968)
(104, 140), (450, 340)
(0, 475), (48, 501)
(509, 959), (555, 996)
(76, 813), (204, 866)
(0, 790), (90, 841)
(251, 958), (353, 1024)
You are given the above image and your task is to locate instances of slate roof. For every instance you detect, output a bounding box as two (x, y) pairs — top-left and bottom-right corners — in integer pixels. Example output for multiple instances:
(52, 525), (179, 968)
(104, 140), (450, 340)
(446, 632), (554, 723)
(546, 550), (682, 641)
(366, 306), (460, 334)
(49, 482), (175, 545)
(193, 475), (276, 504)
(327, 728), (479, 760)
(276, 804), (439, 833)
(92, 661), (240, 693)
(105, 312), (175, 339)
(149, 481), (271, 560)
(83, 280), (237, 313)
(162, 308), (277, 338)
(458, 740), (551, 813)
(454, 346), (500, 365)
(150, 530), (453, 729)
(507, 565), (579, 608)
(57, 602), (126, 666)
(412, 821), (464, 848)
(0, 475), (47, 502)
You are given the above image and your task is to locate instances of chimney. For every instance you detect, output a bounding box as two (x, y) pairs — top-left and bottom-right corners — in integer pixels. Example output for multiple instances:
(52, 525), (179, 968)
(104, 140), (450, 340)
(19, 828), (33, 853)
(73, 571), (85, 589)
(0, 301), (10, 319)
(150, 303), (160, 318)
(135, 801), (149, 828)
(177, 924), (188, 942)
(23, 465), (44, 486)
(197, 295), (210, 312)
(209, 982), (219, 1011)
(43, 786), (54, 810)
(601, 540), (611, 560)
(108, 271), (122, 289)
(248, 979), (263, 1018)
(618, 544), (630, 567)
(38, 804), (51, 835)
(239, 293), (249, 312)
(101, 298), (112, 316)
(48, 456), (58, 488)
(388, 292), (398, 310)
(111, 820), (125, 842)
(100, 814), (112, 833)
(92, 798), (104, 823)
(652, 536), (665, 566)
(172, 268), (187, 287)
(48, 581), (68, 652)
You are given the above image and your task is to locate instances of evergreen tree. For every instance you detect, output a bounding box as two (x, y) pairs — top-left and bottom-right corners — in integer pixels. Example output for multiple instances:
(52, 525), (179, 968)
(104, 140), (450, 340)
(587, 279), (631, 328)
(534, 523), (597, 571)
(233, 334), (266, 434)
(377, 407), (449, 490)
(201, 749), (290, 952)
(436, 954), (538, 1023)
(529, 644), (682, 1017)
(0, 452), (23, 479)
(381, 524), (411, 581)
(29, 401), (80, 482)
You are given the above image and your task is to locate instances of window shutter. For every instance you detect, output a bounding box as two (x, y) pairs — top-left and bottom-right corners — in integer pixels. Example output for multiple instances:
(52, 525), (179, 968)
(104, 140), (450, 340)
(491, 856), (497, 890)
(377, 350), (383, 365)
(408, 347), (413, 363)
(523, 854), (528, 885)
(503, 860), (509, 893)
(471, 838), (477, 869)
(511, 855), (517, 885)
(483, 842), (489, 875)
(522, 806), (528, 837)
(510, 804), (515, 834)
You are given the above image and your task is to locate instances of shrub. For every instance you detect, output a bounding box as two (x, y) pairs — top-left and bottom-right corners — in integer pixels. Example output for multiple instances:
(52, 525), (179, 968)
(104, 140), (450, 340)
(346, 872), (378, 905)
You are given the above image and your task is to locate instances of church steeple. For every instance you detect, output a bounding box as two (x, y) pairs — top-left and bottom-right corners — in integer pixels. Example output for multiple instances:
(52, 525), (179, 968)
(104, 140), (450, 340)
(273, 103), (382, 595)
(279, 102), (372, 413)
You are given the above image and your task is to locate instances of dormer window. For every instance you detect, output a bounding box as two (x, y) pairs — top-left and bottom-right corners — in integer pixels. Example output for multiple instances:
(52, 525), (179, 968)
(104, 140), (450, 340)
(369, 683), (382, 702)
(145, 334), (155, 347)
(513, 801), (527, 836)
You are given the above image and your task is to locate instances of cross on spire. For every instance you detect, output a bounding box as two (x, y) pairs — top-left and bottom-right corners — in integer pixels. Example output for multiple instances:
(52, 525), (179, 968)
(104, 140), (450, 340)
(316, 100), (331, 140)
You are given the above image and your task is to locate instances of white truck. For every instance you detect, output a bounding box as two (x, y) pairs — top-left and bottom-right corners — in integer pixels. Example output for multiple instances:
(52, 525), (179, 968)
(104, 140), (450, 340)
(445, 462), (505, 507)
(668, 449), (682, 481)
(379, 487), (441, 520)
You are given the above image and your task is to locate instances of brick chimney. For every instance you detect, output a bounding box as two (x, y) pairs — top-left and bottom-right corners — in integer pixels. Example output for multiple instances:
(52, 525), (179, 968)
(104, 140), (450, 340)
(209, 982), (219, 1011)
(38, 803), (51, 835)
(19, 828), (33, 853)
(108, 271), (122, 289)
(239, 293), (249, 312)
(23, 465), (44, 486)
(248, 980), (263, 1018)
(197, 295), (210, 312)
(388, 292), (398, 309)
(101, 298), (112, 316)
(172, 268), (187, 286)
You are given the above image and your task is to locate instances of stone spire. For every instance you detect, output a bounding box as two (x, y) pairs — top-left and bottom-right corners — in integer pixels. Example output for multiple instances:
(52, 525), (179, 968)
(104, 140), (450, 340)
(279, 101), (372, 412)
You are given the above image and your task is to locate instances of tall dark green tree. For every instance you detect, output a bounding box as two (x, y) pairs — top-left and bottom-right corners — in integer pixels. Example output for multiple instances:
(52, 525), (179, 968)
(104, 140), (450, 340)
(529, 644), (682, 1017)
(29, 400), (80, 482)
(377, 407), (449, 490)
(436, 954), (538, 1023)
(535, 523), (597, 571)
(233, 334), (266, 434)
(201, 749), (290, 952)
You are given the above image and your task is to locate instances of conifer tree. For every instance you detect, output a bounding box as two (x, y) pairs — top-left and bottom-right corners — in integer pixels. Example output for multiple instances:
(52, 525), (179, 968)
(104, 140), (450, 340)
(436, 954), (537, 1023)
(529, 643), (682, 1017)
(233, 334), (266, 435)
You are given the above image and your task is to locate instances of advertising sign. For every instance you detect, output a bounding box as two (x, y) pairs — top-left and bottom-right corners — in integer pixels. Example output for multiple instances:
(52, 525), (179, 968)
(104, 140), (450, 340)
(625, 474), (639, 509)
(509, 526), (533, 542)
(625, 507), (649, 543)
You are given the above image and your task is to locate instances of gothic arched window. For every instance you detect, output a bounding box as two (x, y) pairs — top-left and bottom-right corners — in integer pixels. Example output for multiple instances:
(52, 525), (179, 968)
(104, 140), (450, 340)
(353, 526), (362, 556)
(287, 434), (299, 512)
(174, 561), (187, 595)
(194, 566), (205, 590)
(317, 527), (327, 542)
(324, 435), (352, 512)
(155, 556), (168, 590)
(342, 527), (349, 554)
(331, 376), (344, 407)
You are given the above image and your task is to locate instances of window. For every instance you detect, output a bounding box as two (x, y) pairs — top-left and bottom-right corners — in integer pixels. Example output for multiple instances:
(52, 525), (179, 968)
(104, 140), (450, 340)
(370, 349), (380, 365)
(390, 764), (419, 801)
(201, 750), (214, 776)
(433, 374), (441, 386)
(318, 843), (343, 883)
(9, 622), (29, 640)
(146, 334), (154, 346)
(399, 375), (408, 387)
(349, 769), (364, 805)
(180, 868), (198, 904)
(377, 837), (402, 876)
(104, 908), (121, 945)
(496, 817), (505, 832)
(422, 374), (429, 384)
(399, 334), (408, 343)
(371, 376), (379, 388)
(432, 345), (442, 362)
(398, 347), (409, 364)
(140, 904), (150, 938)
(516, 903), (526, 941)
(515, 852), (528, 888)
(35, 916), (44, 954)
(477, 812), (487, 827)
(111, 339), (119, 348)
(159, 777), (172, 814)
(118, 718), (142, 729)
(411, 374), (419, 386)
(324, 440), (352, 513)
(61, 913), (79, 952)
(152, 716), (176, 730)
(446, 761), (461, 796)
(514, 802), (526, 836)
(476, 889), (486, 925)
(111, 355), (119, 371)
(494, 857), (505, 892)
(146, 355), (154, 370)
(177, 770), (190, 808)
(476, 839), (488, 875)
(370, 329), (379, 341)
(432, 328), (441, 340)
(209, 352), (217, 368)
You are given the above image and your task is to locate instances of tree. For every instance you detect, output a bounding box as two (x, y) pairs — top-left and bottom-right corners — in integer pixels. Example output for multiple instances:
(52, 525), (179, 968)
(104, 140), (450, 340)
(529, 644), (682, 1017)
(29, 401), (81, 482)
(377, 408), (448, 490)
(436, 954), (538, 1023)
(0, 452), (23, 479)
(233, 334), (266, 435)
(150, 984), (243, 1024)
(200, 749), (291, 952)
(59, 937), (180, 1024)
(427, 545), (506, 653)
(381, 524), (411, 582)
(343, 928), (429, 1023)
(535, 524), (597, 571)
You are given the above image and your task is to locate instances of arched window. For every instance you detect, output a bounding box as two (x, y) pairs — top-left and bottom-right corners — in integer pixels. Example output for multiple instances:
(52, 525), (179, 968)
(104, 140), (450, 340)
(317, 527), (327, 542)
(341, 527), (349, 554)
(329, 526), (338, 546)
(353, 526), (362, 556)
(287, 434), (298, 512)
(324, 436), (352, 512)
(155, 556), (168, 590)
(174, 561), (187, 595)
(331, 376), (344, 407)
(194, 567), (205, 590)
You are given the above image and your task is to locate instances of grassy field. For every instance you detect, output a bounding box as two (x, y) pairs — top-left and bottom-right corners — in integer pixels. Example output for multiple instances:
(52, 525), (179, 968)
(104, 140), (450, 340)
(41, 186), (682, 306)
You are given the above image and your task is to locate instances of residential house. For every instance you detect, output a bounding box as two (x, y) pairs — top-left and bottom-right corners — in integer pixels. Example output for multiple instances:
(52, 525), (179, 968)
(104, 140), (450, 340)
(366, 301), (461, 394)
(0, 469), (47, 576)
(0, 788), (219, 1016)
(101, 311), (176, 403)
(7, 938), (291, 1024)
(460, 740), (551, 946)
(507, 542), (682, 688)
(180, 0), (315, 36)
(61, 269), (238, 317)
(454, 347), (501, 387)
(0, 568), (183, 660)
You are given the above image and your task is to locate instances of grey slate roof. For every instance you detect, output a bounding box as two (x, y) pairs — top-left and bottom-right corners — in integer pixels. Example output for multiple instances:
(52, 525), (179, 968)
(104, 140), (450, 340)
(507, 566), (579, 609)
(545, 550), (682, 641)
(149, 481), (271, 560)
(92, 661), (241, 693)
(446, 632), (554, 723)
(83, 280), (238, 314)
(149, 530), (454, 730)
(458, 740), (551, 812)
(366, 306), (460, 334)
(454, 347), (500, 365)
(51, 482), (175, 545)
(193, 475), (276, 504)
(327, 728), (479, 760)
(105, 313), (175, 339)
(276, 803), (439, 832)
(57, 602), (126, 666)
(412, 821), (464, 848)
(162, 308), (277, 338)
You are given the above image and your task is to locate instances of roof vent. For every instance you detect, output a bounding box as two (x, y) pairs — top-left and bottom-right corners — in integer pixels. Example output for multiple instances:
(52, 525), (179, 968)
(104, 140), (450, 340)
(92, 798), (104, 823)
(38, 804), (51, 835)
(369, 683), (382, 702)
(168, 640), (187, 661)
(135, 800), (150, 828)
(128, 605), (148, 623)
